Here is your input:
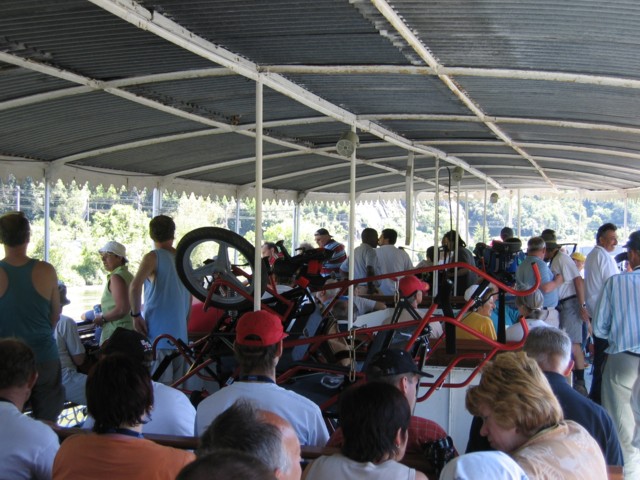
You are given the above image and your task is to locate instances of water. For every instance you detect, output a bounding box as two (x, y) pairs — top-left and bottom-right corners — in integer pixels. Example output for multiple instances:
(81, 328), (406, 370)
(62, 285), (103, 322)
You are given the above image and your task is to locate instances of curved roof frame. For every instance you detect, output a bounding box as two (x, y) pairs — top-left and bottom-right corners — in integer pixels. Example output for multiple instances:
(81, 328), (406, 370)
(1, 0), (640, 200)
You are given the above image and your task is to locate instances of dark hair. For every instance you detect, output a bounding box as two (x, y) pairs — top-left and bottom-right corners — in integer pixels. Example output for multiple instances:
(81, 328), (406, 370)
(177, 450), (276, 480)
(263, 242), (277, 250)
(340, 382), (410, 463)
(149, 215), (176, 242)
(443, 230), (467, 249)
(596, 223), (617, 242)
(86, 353), (153, 433)
(500, 227), (514, 240)
(234, 343), (279, 375)
(0, 339), (36, 389)
(199, 400), (288, 472)
(361, 228), (378, 245)
(0, 211), (30, 246)
(381, 228), (398, 245)
(426, 246), (435, 261)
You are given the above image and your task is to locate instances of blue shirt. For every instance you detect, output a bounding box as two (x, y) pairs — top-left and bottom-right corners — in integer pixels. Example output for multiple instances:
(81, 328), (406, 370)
(516, 256), (558, 307)
(144, 249), (191, 349)
(593, 268), (640, 354)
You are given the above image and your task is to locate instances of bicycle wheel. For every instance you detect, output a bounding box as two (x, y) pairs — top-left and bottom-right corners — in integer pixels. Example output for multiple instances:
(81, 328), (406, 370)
(176, 227), (267, 309)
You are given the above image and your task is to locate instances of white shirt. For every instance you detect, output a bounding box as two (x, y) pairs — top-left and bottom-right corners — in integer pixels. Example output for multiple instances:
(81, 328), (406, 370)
(195, 380), (329, 447)
(376, 245), (414, 295)
(584, 245), (618, 315)
(340, 243), (379, 286)
(304, 454), (416, 480)
(551, 251), (580, 300)
(0, 401), (59, 480)
(83, 382), (196, 436)
(55, 315), (85, 372)
(505, 318), (553, 342)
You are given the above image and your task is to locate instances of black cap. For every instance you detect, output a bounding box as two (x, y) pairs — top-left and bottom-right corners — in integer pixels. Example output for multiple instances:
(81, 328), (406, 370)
(314, 228), (331, 236)
(101, 327), (153, 363)
(624, 231), (640, 251)
(366, 349), (433, 379)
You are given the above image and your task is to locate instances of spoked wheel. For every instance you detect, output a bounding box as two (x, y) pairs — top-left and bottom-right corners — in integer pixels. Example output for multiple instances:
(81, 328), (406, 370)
(176, 227), (267, 309)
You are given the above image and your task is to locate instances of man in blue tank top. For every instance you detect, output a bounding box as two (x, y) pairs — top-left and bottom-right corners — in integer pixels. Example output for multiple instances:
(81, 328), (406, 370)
(0, 211), (64, 420)
(129, 215), (191, 385)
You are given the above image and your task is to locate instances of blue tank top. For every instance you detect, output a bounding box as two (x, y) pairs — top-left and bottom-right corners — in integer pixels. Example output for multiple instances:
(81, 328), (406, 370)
(143, 249), (191, 349)
(0, 259), (58, 362)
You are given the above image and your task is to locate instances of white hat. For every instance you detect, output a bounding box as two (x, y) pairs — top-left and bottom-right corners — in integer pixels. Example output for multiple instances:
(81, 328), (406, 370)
(99, 241), (127, 261)
(440, 452), (529, 480)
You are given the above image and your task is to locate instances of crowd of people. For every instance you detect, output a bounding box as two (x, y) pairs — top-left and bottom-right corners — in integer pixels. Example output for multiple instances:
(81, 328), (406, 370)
(1, 208), (639, 478)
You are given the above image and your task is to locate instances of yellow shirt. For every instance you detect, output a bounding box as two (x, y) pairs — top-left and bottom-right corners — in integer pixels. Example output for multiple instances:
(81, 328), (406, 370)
(456, 311), (497, 340)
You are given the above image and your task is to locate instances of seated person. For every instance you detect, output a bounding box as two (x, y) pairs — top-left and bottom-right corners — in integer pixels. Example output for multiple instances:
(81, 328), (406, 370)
(457, 285), (497, 340)
(55, 282), (89, 405)
(316, 279), (385, 318)
(505, 290), (553, 342)
(195, 310), (329, 447)
(392, 275), (443, 339)
(303, 382), (428, 480)
(440, 451), (528, 480)
(0, 339), (60, 480)
(178, 449), (276, 480)
(82, 328), (196, 436)
(53, 354), (195, 479)
(327, 349), (455, 455)
(199, 400), (301, 480)
(465, 352), (607, 479)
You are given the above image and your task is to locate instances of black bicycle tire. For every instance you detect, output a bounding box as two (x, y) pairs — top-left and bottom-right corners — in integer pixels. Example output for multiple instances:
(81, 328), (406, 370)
(175, 227), (267, 309)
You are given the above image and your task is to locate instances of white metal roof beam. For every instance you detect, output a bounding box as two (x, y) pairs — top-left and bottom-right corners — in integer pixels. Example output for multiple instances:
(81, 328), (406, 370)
(263, 65), (640, 90)
(371, 0), (553, 189)
(89, 0), (500, 190)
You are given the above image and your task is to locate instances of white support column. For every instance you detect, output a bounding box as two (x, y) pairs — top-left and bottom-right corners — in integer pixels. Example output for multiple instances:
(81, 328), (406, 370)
(624, 194), (629, 237)
(517, 189), (521, 237)
(254, 80), (264, 311)
(43, 175), (51, 262)
(453, 179), (460, 295)
(293, 200), (300, 252)
(465, 191), (469, 245)
(15, 185), (20, 210)
(405, 152), (414, 247)
(577, 192), (582, 246)
(347, 126), (357, 331)
(152, 187), (162, 217)
(433, 158), (440, 297)
(483, 180), (488, 243)
(235, 198), (241, 234)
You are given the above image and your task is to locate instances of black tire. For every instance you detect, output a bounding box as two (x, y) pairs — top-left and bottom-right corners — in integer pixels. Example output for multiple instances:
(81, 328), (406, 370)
(175, 227), (267, 309)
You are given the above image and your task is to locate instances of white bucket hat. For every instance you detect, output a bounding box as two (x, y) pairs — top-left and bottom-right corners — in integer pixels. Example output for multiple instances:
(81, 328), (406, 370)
(99, 241), (127, 261)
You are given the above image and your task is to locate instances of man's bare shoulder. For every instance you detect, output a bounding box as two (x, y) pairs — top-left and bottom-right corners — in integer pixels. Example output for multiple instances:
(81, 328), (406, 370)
(32, 259), (57, 278)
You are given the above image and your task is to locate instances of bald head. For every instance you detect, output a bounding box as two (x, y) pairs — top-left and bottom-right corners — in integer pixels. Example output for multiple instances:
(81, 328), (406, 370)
(259, 411), (302, 480)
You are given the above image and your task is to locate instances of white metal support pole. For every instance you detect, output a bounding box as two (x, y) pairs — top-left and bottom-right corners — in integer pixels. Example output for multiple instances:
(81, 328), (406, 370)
(293, 200), (300, 252)
(578, 192), (582, 246)
(405, 152), (414, 247)
(254, 80), (264, 311)
(152, 187), (162, 217)
(235, 198), (241, 234)
(465, 191), (469, 245)
(347, 125), (357, 331)
(453, 179), (460, 295)
(15, 186), (20, 210)
(517, 189), (521, 237)
(624, 194), (629, 237)
(433, 158), (440, 297)
(483, 180), (488, 243)
(43, 174), (51, 262)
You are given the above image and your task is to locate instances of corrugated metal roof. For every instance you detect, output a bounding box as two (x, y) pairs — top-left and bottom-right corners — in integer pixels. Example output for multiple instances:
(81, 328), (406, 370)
(1, 0), (640, 200)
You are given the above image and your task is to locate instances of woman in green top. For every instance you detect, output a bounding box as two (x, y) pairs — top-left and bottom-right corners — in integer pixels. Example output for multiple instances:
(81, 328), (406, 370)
(94, 241), (134, 345)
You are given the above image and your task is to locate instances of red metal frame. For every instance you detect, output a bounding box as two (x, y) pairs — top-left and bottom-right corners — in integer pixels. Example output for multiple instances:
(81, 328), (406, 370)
(153, 261), (541, 405)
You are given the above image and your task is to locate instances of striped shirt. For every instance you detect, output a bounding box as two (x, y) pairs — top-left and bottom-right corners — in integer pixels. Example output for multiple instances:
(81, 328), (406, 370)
(593, 268), (640, 354)
(320, 239), (347, 277)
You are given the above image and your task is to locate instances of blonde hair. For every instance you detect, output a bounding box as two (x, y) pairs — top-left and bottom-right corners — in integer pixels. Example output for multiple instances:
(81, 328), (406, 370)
(466, 352), (563, 438)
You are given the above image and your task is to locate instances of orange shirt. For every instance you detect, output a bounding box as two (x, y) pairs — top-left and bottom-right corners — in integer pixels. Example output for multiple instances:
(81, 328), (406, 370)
(53, 433), (194, 480)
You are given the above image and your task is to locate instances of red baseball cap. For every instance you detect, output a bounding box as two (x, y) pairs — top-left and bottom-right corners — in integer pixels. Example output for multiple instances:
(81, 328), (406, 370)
(399, 275), (429, 298)
(235, 310), (288, 347)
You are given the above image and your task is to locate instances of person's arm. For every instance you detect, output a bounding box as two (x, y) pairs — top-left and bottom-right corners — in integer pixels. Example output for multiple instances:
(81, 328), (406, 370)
(540, 273), (563, 293)
(129, 251), (156, 335)
(97, 274), (130, 325)
(36, 261), (61, 327)
(573, 275), (590, 322)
